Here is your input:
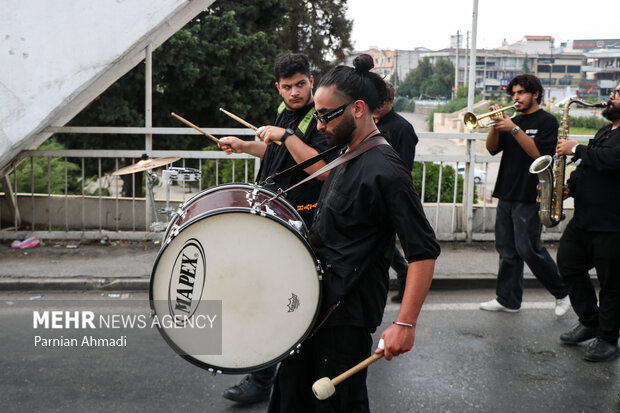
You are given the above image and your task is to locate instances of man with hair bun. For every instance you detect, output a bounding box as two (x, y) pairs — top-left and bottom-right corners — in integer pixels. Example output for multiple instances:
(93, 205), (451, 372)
(267, 54), (440, 412)
(373, 82), (419, 303)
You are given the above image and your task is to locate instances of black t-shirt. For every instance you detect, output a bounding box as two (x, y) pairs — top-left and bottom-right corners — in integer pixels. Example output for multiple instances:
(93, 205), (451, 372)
(259, 103), (334, 226)
(308, 139), (440, 330)
(491, 109), (558, 202)
(568, 124), (620, 231)
(376, 109), (419, 172)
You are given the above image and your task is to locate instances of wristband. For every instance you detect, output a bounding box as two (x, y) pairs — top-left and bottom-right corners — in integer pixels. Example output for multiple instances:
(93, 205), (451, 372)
(393, 321), (414, 327)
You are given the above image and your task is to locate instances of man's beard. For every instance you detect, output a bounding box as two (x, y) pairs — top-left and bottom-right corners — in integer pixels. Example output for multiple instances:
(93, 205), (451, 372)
(515, 95), (534, 113)
(602, 101), (620, 122)
(325, 113), (356, 147)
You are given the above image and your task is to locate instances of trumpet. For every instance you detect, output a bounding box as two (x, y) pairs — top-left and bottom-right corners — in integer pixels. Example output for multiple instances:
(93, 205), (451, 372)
(463, 103), (519, 130)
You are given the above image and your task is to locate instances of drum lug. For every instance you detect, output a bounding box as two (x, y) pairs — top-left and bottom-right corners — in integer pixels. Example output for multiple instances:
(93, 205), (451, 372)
(207, 368), (222, 376)
(169, 225), (179, 240)
(175, 207), (186, 220)
(316, 261), (325, 279)
(288, 220), (304, 233)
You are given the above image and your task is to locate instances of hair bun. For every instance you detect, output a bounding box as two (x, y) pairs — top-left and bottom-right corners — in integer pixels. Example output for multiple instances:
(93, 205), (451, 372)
(353, 54), (374, 73)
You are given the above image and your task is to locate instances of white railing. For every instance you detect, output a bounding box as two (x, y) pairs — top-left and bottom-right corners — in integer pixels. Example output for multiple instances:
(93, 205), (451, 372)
(0, 127), (587, 241)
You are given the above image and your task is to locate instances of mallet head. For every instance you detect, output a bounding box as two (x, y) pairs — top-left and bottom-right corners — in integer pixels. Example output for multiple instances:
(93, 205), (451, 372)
(312, 377), (335, 400)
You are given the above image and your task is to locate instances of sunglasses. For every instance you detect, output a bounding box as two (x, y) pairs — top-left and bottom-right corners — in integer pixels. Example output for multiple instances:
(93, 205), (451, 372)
(313, 101), (355, 125)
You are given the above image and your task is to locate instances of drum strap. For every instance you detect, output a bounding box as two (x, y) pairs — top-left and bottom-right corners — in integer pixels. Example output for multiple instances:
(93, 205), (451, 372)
(260, 144), (343, 186)
(273, 134), (389, 198)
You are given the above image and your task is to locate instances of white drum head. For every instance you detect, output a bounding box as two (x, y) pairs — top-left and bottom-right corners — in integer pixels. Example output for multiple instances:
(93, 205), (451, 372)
(150, 210), (321, 373)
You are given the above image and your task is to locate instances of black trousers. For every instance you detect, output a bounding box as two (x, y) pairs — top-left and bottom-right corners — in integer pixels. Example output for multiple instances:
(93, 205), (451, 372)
(557, 220), (620, 344)
(494, 200), (567, 309)
(267, 325), (373, 413)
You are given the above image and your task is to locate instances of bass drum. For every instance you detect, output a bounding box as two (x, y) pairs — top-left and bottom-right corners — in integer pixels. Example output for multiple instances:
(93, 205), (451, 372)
(150, 183), (322, 374)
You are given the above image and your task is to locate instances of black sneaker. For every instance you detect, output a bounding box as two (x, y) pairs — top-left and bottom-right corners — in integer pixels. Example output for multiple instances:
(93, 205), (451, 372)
(222, 375), (271, 404)
(560, 323), (597, 345)
(583, 339), (620, 362)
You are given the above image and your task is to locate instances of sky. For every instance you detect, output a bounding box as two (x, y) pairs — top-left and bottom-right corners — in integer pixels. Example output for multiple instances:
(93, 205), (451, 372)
(346, 0), (619, 51)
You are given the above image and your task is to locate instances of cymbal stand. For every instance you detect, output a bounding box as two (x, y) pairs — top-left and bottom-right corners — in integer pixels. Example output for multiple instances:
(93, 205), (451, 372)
(146, 170), (166, 232)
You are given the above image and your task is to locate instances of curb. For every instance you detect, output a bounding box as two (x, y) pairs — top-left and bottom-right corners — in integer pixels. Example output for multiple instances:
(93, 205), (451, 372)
(0, 278), (150, 291)
(0, 277), (552, 292)
(0, 276), (598, 292)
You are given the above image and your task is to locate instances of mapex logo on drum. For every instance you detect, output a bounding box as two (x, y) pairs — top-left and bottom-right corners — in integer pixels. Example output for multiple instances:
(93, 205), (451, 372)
(168, 239), (206, 324)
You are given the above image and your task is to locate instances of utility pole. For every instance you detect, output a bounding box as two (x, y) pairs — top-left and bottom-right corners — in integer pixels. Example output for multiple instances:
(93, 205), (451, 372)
(465, 0), (478, 243)
(464, 30), (469, 88)
(454, 31), (459, 99)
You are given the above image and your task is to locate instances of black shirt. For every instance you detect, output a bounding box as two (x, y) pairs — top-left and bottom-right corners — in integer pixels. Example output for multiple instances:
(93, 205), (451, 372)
(259, 103), (334, 226)
(490, 109), (558, 202)
(376, 109), (419, 172)
(308, 139), (440, 330)
(568, 124), (620, 231)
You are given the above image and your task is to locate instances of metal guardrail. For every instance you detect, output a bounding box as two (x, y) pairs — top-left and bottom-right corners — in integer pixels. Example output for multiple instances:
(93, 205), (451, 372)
(0, 127), (587, 241)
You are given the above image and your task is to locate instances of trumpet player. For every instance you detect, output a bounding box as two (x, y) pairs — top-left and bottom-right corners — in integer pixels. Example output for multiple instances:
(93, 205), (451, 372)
(555, 85), (620, 362)
(480, 74), (570, 315)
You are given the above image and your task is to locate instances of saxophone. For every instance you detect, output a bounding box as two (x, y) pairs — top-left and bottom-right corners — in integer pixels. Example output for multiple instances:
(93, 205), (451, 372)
(529, 98), (608, 227)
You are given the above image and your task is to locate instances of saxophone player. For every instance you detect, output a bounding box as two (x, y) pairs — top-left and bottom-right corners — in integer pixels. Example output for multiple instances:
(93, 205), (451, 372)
(480, 74), (570, 315)
(555, 85), (620, 362)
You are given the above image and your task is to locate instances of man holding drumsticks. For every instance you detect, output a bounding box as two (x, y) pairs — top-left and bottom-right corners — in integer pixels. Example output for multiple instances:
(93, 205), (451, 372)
(218, 53), (335, 404)
(267, 54), (440, 413)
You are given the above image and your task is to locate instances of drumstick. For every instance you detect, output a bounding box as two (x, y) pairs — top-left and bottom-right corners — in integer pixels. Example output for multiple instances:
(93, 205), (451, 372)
(312, 352), (384, 400)
(219, 108), (282, 146)
(171, 112), (219, 144)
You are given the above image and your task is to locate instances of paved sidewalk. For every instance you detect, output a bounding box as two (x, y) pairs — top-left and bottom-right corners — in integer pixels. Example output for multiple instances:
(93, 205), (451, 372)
(0, 239), (567, 291)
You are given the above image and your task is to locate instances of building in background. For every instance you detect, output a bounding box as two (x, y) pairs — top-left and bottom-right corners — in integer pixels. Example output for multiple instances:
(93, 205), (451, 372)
(348, 36), (620, 102)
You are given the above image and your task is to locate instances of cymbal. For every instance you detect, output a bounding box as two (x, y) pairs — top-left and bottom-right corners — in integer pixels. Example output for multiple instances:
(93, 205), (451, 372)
(112, 156), (181, 176)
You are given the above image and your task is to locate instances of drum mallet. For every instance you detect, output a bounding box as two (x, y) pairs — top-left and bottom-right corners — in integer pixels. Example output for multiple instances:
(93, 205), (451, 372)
(312, 339), (384, 400)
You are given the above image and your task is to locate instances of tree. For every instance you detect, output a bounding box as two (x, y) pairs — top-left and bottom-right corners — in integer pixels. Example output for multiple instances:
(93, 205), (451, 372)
(60, 1), (352, 150)
(428, 58), (455, 96)
(521, 55), (531, 74)
(276, 0), (352, 74)
(55, 1), (352, 195)
(396, 57), (454, 98)
(396, 57), (433, 98)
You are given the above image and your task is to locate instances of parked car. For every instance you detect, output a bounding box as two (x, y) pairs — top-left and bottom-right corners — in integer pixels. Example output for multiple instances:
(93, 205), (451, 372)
(457, 166), (486, 184)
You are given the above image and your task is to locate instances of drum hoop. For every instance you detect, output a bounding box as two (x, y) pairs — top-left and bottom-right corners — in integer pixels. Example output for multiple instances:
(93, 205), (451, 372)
(162, 183), (306, 254)
(177, 183), (304, 224)
(150, 207), (323, 374)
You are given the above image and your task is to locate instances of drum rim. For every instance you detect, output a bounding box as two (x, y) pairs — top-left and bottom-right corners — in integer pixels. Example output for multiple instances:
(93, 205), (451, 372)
(150, 207), (323, 374)
(163, 182), (307, 242)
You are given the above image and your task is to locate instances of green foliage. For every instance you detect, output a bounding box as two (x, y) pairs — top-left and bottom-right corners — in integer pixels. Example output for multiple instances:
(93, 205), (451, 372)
(425, 95), (483, 131)
(413, 162), (464, 203)
(393, 97), (416, 112)
(521, 55), (531, 74)
(1, 141), (81, 195)
(200, 158), (255, 188)
(455, 84), (482, 99)
(276, 0), (352, 74)
(396, 57), (455, 98)
(52, 1), (353, 189)
(553, 114), (610, 131)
